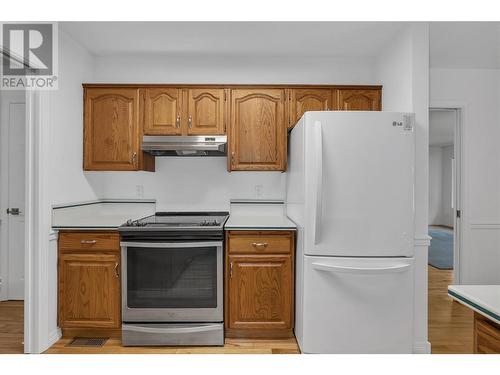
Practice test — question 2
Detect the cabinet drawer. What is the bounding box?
[476,318,500,354]
[227,231,293,254]
[59,231,120,252]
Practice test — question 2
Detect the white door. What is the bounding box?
[303,112,415,257]
[0,91,26,300]
[300,256,414,353]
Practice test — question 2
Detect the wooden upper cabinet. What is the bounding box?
[84,88,140,171]
[288,88,333,128]
[185,88,226,135]
[337,88,381,111]
[229,89,286,171]
[144,88,182,135]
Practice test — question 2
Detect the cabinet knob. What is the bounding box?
[114,263,120,278]
[176,115,181,128]
[188,115,192,129]
[131,152,137,164]
[231,152,235,166]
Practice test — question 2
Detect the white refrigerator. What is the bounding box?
[286,111,415,354]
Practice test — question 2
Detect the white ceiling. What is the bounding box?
[60,22,404,58]
[61,22,500,69]
[429,110,455,147]
[430,22,500,69]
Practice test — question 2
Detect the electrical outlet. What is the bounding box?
[135,185,144,198]
[254,185,263,197]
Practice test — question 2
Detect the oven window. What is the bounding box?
[127,246,217,308]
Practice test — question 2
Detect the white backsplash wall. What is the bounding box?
[85,157,286,211]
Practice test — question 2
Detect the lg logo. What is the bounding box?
[2,23,53,76]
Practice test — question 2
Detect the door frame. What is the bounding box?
[429,103,465,284]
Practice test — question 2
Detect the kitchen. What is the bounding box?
[33,21,427,353]
[1,10,500,373]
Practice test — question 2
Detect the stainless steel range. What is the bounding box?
[119,212,229,346]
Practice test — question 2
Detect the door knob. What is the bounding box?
[6,208,20,215]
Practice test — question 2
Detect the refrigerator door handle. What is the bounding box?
[312,262,411,275]
[312,121,323,245]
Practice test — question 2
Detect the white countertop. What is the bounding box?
[448,285,500,325]
[52,200,156,230]
[224,200,296,230]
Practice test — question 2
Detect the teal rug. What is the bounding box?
[428,229,453,270]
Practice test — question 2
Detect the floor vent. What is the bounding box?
[67,337,108,347]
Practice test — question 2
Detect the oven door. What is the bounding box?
[121,241,223,322]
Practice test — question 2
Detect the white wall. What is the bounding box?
[429,146,444,225]
[375,27,413,111]
[35,29,97,352]
[431,68,500,284]
[93,55,377,84]
[429,145,454,227]
[375,23,431,353]
[441,145,454,227]
[85,160,285,211]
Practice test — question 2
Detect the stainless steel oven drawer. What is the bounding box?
[122,323,224,346]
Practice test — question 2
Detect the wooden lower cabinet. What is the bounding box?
[474,312,500,354]
[58,231,121,333]
[225,230,295,338]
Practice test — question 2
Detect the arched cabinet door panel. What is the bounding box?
[186,88,226,135]
[84,88,140,171]
[144,88,182,135]
[337,89,381,111]
[229,89,286,171]
[289,89,333,128]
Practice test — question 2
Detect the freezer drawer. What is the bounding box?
[300,256,414,353]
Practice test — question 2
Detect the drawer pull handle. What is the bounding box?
[252,242,268,249]
[80,240,97,244]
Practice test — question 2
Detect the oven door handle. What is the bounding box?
[122,324,222,334]
[120,241,222,248]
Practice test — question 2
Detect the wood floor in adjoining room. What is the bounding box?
[45,337,300,354]
[428,266,474,354]
[0,300,24,354]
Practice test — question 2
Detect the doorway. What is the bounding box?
[428,108,461,278]
[427,107,471,353]
[0,90,26,353]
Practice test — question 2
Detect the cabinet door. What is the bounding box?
[229,89,286,171]
[59,252,121,328]
[84,88,140,171]
[289,88,332,128]
[186,88,226,135]
[144,88,182,135]
[228,255,293,331]
[337,89,381,111]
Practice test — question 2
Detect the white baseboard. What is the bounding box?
[413,341,431,354]
[45,327,62,352]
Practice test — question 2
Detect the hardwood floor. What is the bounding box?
[45,337,300,354]
[428,266,474,354]
[0,300,24,354]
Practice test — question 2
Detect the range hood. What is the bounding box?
[142,136,227,157]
